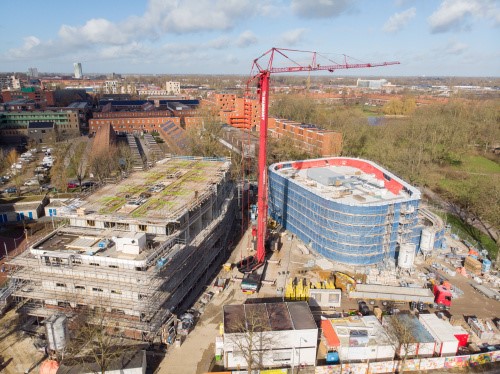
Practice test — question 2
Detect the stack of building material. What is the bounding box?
[464,256,482,276]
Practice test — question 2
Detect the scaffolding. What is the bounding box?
[7,157,237,342]
[268,157,421,265]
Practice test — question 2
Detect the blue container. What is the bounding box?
[482,259,491,273]
[326,351,339,364]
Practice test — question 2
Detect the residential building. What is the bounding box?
[27,121,57,144]
[268,157,422,265]
[262,118,343,156]
[89,116,180,135]
[214,94,260,129]
[0,195,48,223]
[9,156,236,341]
[0,110,80,140]
[165,81,181,95]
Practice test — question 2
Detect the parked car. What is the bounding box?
[3,187,17,194]
[82,181,97,188]
[24,179,39,186]
[67,182,78,189]
[358,300,370,316]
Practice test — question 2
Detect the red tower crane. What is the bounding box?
[239,48,399,289]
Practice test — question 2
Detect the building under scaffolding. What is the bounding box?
[268,157,422,265]
[8,156,236,341]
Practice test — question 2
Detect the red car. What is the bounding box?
[67,182,78,189]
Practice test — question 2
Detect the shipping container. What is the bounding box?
[419,314,459,357]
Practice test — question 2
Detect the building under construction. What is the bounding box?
[268,157,422,265]
[8,156,236,341]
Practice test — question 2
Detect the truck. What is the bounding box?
[433,284,452,308]
[241,268,265,294]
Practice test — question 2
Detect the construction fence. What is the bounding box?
[210,350,500,373]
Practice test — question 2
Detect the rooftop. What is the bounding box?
[61,157,230,224]
[329,315,396,347]
[273,157,420,206]
[223,302,316,334]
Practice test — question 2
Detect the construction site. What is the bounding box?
[7,156,237,341]
[268,157,426,265]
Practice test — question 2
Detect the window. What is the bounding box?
[108,265,119,269]
[92,287,103,292]
[75,285,85,290]
[89,262,100,266]
[86,219,95,227]
[111,290,122,295]
[138,224,147,232]
[56,283,66,287]
[272,350,292,362]
[104,221,116,228]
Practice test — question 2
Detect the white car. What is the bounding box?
[24,179,39,186]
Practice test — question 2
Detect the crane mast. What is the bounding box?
[241,48,400,286]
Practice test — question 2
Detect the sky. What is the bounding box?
[0,0,499,77]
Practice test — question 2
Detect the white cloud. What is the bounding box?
[151,0,257,34]
[59,18,129,46]
[98,42,150,60]
[442,41,468,55]
[279,28,307,46]
[208,36,231,50]
[428,0,500,33]
[237,31,258,48]
[383,7,416,33]
[291,0,353,19]
[2,0,267,61]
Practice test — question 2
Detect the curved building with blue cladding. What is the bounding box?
[268,157,422,265]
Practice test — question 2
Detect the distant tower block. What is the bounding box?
[73,62,83,79]
[398,243,416,269]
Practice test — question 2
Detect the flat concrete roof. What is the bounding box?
[223,302,316,334]
[64,157,230,222]
[272,157,420,206]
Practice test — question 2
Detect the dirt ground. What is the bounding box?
[0,308,45,373]
[1,225,498,374]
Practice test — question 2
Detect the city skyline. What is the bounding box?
[0,0,499,77]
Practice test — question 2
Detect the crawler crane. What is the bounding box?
[238,48,400,293]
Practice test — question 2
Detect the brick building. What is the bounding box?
[0,110,80,140]
[91,123,117,156]
[1,87,55,108]
[89,116,181,135]
[259,118,342,156]
[214,94,259,130]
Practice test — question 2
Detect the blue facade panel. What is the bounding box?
[269,164,421,266]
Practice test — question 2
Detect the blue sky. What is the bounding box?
[0,0,499,76]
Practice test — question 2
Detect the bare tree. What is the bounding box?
[50,144,71,192]
[89,146,119,183]
[117,143,134,173]
[226,308,276,372]
[68,141,89,188]
[384,314,417,374]
[186,106,226,157]
[61,307,129,374]
[6,150,22,196]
